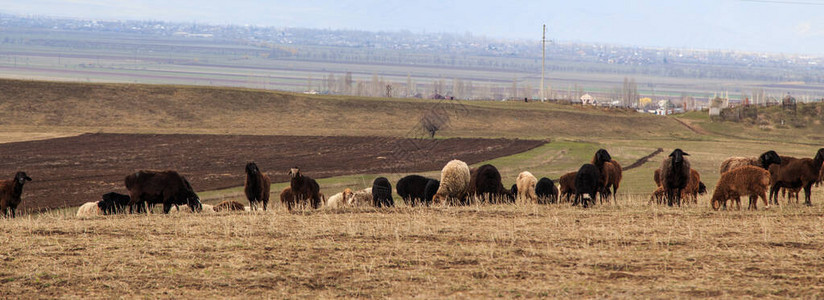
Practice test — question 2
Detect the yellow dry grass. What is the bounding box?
[2,195,823,298]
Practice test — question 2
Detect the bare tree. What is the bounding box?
[421,110,449,138]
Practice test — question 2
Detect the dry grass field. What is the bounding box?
[2,196,824,298]
[1,79,824,297]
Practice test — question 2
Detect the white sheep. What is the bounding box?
[516,171,538,203]
[433,159,471,205]
[348,188,373,206]
[76,201,103,217]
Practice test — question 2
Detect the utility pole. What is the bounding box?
[541,24,546,102]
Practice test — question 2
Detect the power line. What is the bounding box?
[739,0,824,5]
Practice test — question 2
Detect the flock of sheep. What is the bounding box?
[2,147,823,219]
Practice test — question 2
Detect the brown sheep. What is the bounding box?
[288,167,322,209]
[600,160,622,203]
[719,150,782,174]
[280,187,296,211]
[214,200,246,212]
[244,162,271,211]
[0,172,32,218]
[711,166,771,210]
[768,149,824,206]
[650,168,704,205]
[558,171,576,202]
[653,169,661,187]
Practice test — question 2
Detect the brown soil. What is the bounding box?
[0,133,544,211]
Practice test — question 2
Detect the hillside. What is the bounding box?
[0,79,695,140]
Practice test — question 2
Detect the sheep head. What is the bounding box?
[246,162,259,175]
[288,167,301,178]
[669,149,689,166]
[592,149,612,165]
[759,150,781,169]
[815,148,824,164]
[14,172,31,185]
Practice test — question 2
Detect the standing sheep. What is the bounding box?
[280,187,296,211]
[719,150,782,174]
[768,148,824,206]
[372,177,394,208]
[244,162,271,211]
[516,171,538,203]
[558,172,576,203]
[600,160,622,203]
[432,159,471,205]
[660,149,691,207]
[288,167,322,209]
[0,172,32,218]
[535,177,559,204]
[396,175,436,206]
[573,164,600,208]
[468,164,510,203]
[711,165,771,210]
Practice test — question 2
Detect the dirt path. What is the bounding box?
[672,118,711,135]
[0,133,545,211]
[622,148,664,171]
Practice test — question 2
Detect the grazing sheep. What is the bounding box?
[0,172,32,218]
[288,167,322,209]
[280,187,297,211]
[76,201,103,217]
[516,171,538,204]
[214,200,246,212]
[719,150,782,174]
[711,165,771,210]
[125,170,202,214]
[558,172,576,203]
[600,160,622,203]
[244,162,271,211]
[396,175,436,206]
[768,148,824,206]
[660,149,691,207]
[423,180,440,206]
[326,188,353,208]
[349,188,373,206]
[432,159,471,205]
[535,177,559,204]
[372,177,394,208]
[573,164,601,208]
[468,164,510,203]
[98,192,131,215]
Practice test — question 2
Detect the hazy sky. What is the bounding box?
[2,0,824,54]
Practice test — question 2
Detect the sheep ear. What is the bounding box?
[682,152,690,156]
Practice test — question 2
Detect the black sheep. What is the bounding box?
[509,183,518,202]
[125,170,202,214]
[468,164,509,203]
[573,164,600,208]
[423,179,440,206]
[372,177,394,208]
[535,177,559,204]
[288,167,322,209]
[396,175,435,206]
[0,172,32,218]
[98,192,131,215]
[660,149,691,207]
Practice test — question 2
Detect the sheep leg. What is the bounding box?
[804,184,813,206]
[769,185,780,205]
[9,207,14,218]
[748,195,757,210]
[162,202,173,214]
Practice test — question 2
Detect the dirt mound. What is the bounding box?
[0,133,544,211]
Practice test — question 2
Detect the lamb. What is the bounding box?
[535,177,559,204]
[516,171,538,204]
[719,150,782,174]
[76,201,103,217]
[97,192,131,215]
[348,187,373,206]
[214,200,246,212]
[0,172,32,218]
[396,175,436,206]
[572,164,600,208]
[660,149,691,206]
[558,172,576,202]
[325,188,353,208]
[244,162,271,211]
[280,187,297,211]
[711,165,771,210]
[768,148,824,206]
[467,164,510,203]
[372,177,394,208]
[288,167,322,209]
[432,159,471,205]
